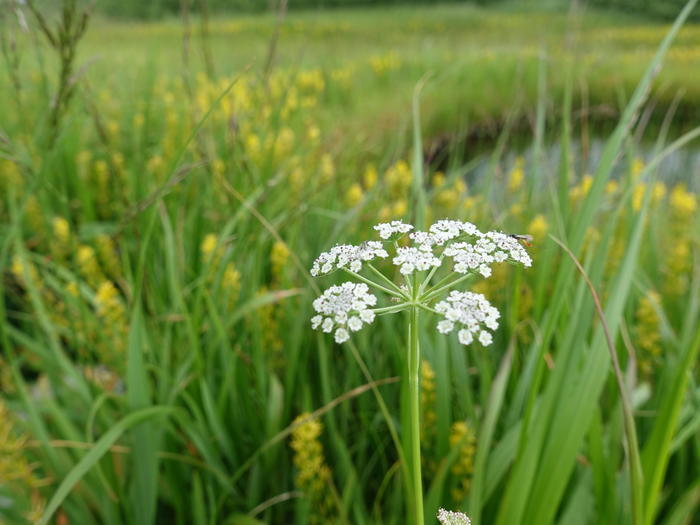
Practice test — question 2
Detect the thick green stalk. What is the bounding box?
[408,299,424,525]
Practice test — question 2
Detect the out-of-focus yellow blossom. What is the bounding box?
[96,234,121,280]
[212,158,225,177]
[432,171,446,187]
[320,154,335,183]
[0,399,46,522]
[106,120,120,141]
[449,421,476,504]
[222,263,241,308]
[345,183,364,207]
[274,127,295,159]
[77,245,104,288]
[421,360,437,443]
[201,234,219,263]
[270,241,290,283]
[569,174,593,203]
[370,52,400,74]
[244,133,262,163]
[363,164,378,189]
[95,281,125,325]
[392,199,408,218]
[307,124,320,143]
[385,160,412,198]
[669,183,697,219]
[631,157,645,178]
[635,290,662,377]
[605,180,619,195]
[0,158,23,190]
[24,195,45,239]
[11,255,40,287]
[51,217,71,262]
[290,414,338,524]
[632,182,667,211]
[507,157,525,192]
[527,214,548,242]
[664,239,691,296]
[147,155,164,177]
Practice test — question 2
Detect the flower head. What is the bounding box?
[434,291,500,346]
[374,220,413,239]
[310,242,388,276]
[437,508,471,525]
[311,282,377,343]
[310,218,531,346]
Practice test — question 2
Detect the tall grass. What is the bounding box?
[1,1,699,524]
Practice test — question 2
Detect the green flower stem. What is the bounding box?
[344,269,404,299]
[372,304,409,315]
[366,262,408,298]
[408,275,424,525]
[422,272,474,303]
[417,257,443,296]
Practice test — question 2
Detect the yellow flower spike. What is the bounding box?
[77,245,104,288]
[631,157,645,178]
[507,157,525,192]
[307,124,320,143]
[274,128,295,159]
[670,183,697,219]
[634,291,662,378]
[527,214,548,242]
[420,360,437,464]
[432,171,446,187]
[345,183,364,207]
[270,241,291,282]
[449,420,476,503]
[24,195,45,239]
[319,154,335,183]
[222,263,241,308]
[0,399,46,520]
[363,163,378,189]
[605,180,619,195]
[290,413,338,524]
[96,235,121,279]
[632,183,646,212]
[201,234,219,262]
[392,199,408,218]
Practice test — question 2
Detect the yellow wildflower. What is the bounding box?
[345,183,364,207]
[450,421,476,504]
[527,214,548,242]
[290,414,338,524]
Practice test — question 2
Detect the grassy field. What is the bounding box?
[1,2,700,525]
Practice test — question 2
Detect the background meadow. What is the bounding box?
[1,1,699,524]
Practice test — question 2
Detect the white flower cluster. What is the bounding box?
[444,230,532,278]
[310,241,388,276]
[408,220,479,248]
[374,220,413,239]
[311,282,377,343]
[437,508,471,525]
[435,290,500,346]
[393,246,441,275]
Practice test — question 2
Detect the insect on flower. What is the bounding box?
[508,233,533,247]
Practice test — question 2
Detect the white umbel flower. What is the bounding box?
[311,282,378,343]
[374,220,413,239]
[437,508,471,525]
[310,241,389,276]
[392,246,441,275]
[444,230,532,277]
[434,291,500,346]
